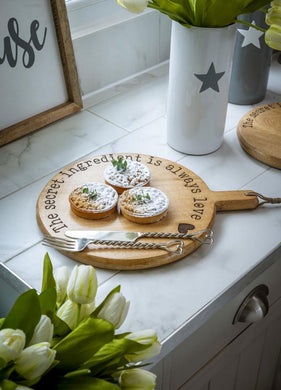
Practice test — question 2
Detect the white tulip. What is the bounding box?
[125,329,161,362]
[16,386,34,390]
[97,292,129,329]
[67,265,97,304]
[79,301,96,322]
[0,328,26,363]
[117,0,148,14]
[29,315,54,345]
[57,299,79,330]
[265,24,281,50]
[118,368,156,389]
[265,1,281,50]
[54,266,70,305]
[126,329,158,344]
[15,342,56,380]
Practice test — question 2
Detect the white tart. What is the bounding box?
[69,182,118,219]
[118,187,169,224]
[104,159,150,194]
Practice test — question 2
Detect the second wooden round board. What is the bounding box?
[36,153,259,270]
[237,102,281,170]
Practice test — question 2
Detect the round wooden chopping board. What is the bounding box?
[237,102,281,170]
[36,153,258,270]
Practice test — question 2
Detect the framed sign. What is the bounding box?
[0,0,83,146]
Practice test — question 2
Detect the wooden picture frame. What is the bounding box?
[0,0,83,146]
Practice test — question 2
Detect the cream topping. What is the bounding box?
[119,187,169,217]
[104,160,150,188]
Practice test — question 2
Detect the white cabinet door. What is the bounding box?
[179,297,281,390]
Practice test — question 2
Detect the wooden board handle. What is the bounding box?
[212,190,259,211]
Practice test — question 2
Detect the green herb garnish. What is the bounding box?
[83,187,98,200]
[132,192,151,203]
[112,157,128,172]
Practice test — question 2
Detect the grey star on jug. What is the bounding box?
[194,62,225,93]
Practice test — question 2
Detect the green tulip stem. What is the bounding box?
[235,19,266,32]
[76,304,81,328]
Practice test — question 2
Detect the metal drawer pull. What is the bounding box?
[233,285,269,324]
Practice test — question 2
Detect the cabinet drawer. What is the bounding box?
[180,295,281,390]
[167,245,281,390]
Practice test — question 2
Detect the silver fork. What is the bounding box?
[42,235,184,254]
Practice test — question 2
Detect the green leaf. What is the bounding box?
[48,312,71,339]
[0,358,6,370]
[0,318,5,329]
[148,0,270,27]
[82,337,150,375]
[0,362,15,382]
[149,0,194,25]
[53,318,114,369]
[2,289,41,345]
[82,338,129,370]
[92,286,121,317]
[0,379,17,390]
[57,376,120,390]
[41,252,56,292]
[111,157,127,172]
[240,0,270,15]
[64,369,91,378]
[39,287,57,314]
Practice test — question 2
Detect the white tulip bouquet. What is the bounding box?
[117,0,281,50]
[0,254,161,390]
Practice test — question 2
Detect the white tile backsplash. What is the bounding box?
[73,12,170,96]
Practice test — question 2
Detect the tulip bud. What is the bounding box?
[54,266,70,305]
[97,292,129,329]
[79,301,96,322]
[67,265,97,305]
[265,1,281,50]
[29,315,54,346]
[125,329,161,362]
[117,0,148,14]
[0,328,26,363]
[118,368,156,390]
[265,24,281,50]
[15,342,56,380]
[57,299,79,330]
[16,386,34,390]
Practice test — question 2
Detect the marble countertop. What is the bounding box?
[1,58,281,363]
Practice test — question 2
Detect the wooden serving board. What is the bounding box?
[237,102,281,170]
[36,153,259,270]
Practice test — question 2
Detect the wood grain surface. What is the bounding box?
[0,0,82,147]
[237,102,281,170]
[36,153,259,270]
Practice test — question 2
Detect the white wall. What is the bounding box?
[67,2,171,103]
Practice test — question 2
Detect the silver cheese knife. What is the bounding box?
[65,230,142,242]
[65,229,213,245]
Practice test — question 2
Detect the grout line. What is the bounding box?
[3,238,121,289]
[238,167,271,190]
[3,240,43,265]
[98,271,121,287]
[85,110,130,132]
